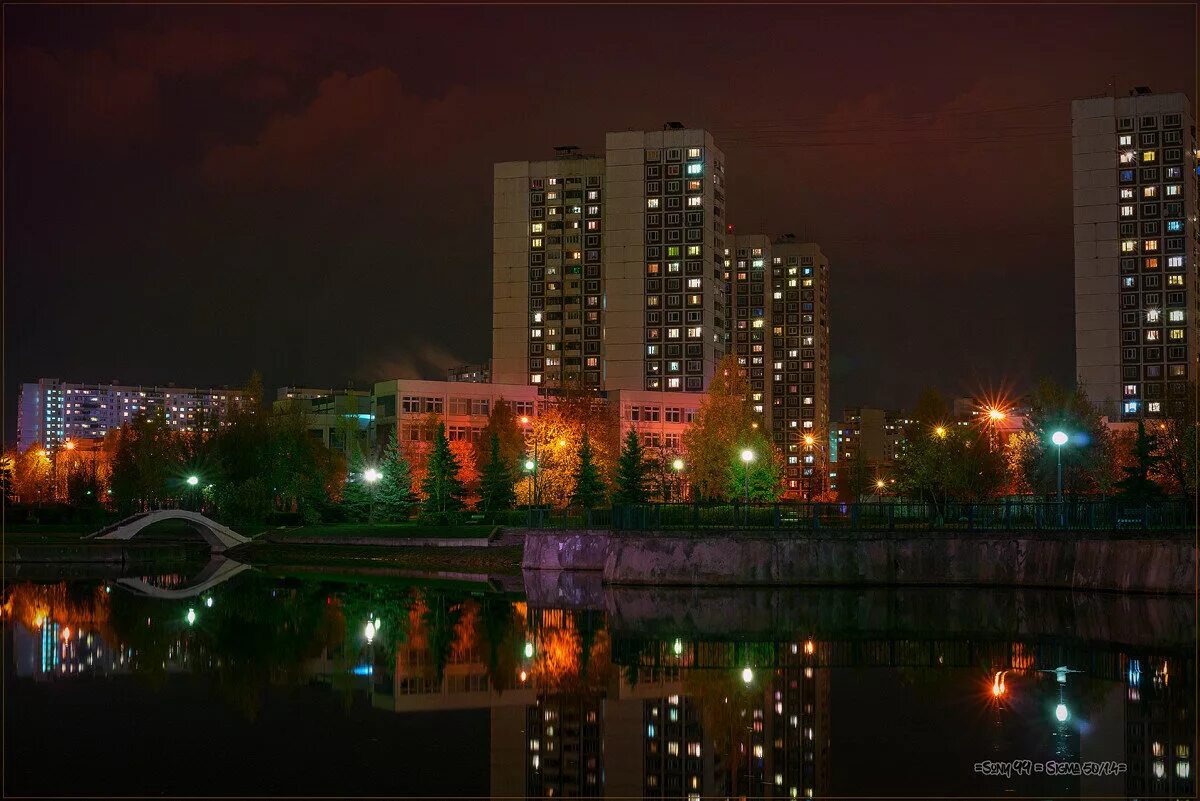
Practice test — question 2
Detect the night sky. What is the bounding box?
[5,5,1195,444]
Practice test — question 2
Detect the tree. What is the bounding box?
[1156,383,1198,499]
[478,431,517,514]
[1113,421,1165,502]
[613,428,650,504]
[340,444,374,523]
[895,423,1004,511]
[376,429,415,521]
[682,354,764,500]
[421,422,466,517]
[570,431,607,509]
[477,399,526,477]
[1015,379,1113,497]
[725,427,786,503]
[108,410,185,513]
[525,391,620,507]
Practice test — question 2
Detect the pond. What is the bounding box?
[3,561,1194,798]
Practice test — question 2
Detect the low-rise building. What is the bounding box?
[274,387,373,457]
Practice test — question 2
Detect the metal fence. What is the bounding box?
[516,499,1194,533]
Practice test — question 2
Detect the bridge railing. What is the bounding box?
[518,499,1193,534]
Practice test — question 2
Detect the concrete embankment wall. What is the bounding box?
[521,530,1195,594]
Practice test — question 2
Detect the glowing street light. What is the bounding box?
[524,459,536,472]
[987,407,1006,422]
[673,638,684,656]
[672,458,685,472]
[741,666,754,684]
[363,468,381,484]
[1055,702,1070,722]
[739,448,755,509]
[186,608,196,626]
[364,620,376,643]
[64,440,76,450]
[803,434,815,447]
[186,475,200,487]
[1051,430,1069,516]
[523,641,535,659]
[934,425,947,439]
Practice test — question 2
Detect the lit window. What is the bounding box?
[1143,186,1158,198]
[1168,328,1184,340]
[686,196,701,207]
[1144,240,1159,252]
[647,198,660,209]
[1120,205,1134,217]
[1145,330,1160,342]
[686,245,701,256]
[1121,240,1136,253]
[1142,150,1157,163]
[686,147,701,160]
[1149,402,1162,413]
[1165,184,1181,196]
[1146,309,1161,323]
[1118,134,1132,147]
[1168,310,1184,322]
[686,163,702,176]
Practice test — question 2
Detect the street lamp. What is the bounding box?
[1051,430,1068,509]
[363,468,381,484]
[802,434,817,501]
[186,475,200,487]
[669,457,685,503]
[934,425,947,439]
[740,448,755,507]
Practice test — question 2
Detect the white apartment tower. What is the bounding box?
[604,126,728,392]
[1073,89,1198,420]
[493,126,728,393]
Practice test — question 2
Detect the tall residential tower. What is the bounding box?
[1073,89,1198,420]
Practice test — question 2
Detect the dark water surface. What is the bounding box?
[4,560,1194,799]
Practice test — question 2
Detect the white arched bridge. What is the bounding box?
[87,509,250,552]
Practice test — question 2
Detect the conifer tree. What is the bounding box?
[613,428,649,504]
[570,431,607,509]
[421,422,466,516]
[478,431,517,514]
[376,429,415,521]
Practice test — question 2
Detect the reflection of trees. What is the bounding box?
[530,611,611,693]
[477,597,522,694]
[420,592,466,684]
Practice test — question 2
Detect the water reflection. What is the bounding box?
[3,573,1194,798]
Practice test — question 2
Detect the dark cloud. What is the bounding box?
[4,4,1194,443]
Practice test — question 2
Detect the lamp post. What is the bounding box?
[1051,430,1068,526]
[802,434,816,502]
[520,416,540,509]
[740,449,755,523]
[670,457,685,503]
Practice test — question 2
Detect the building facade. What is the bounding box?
[16,379,246,451]
[493,148,609,389]
[725,234,831,496]
[1072,89,1198,421]
[273,387,372,457]
[493,126,729,394]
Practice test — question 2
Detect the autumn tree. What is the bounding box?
[613,428,650,504]
[682,354,780,500]
[895,423,1004,511]
[477,399,526,478]
[1155,383,1198,499]
[569,431,607,509]
[526,391,619,507]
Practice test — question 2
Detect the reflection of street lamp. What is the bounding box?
[523,640,535,659]
[741,666,754,684]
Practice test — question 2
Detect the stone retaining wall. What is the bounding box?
[521,530,1194,594]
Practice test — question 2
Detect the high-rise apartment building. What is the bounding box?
[493,147,608,389]
[1073,89,1198,421]
[726,234,831,496]
[604,126,728,393]
[493,126,728,393]
[16,379,247,451]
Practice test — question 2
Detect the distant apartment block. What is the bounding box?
[16,379,247,451]
[446,361,492,383]
[1072,88,1198,421]
[726,233,831,495]
[493,126,729,394]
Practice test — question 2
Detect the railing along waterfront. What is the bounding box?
[513,499,1193,533]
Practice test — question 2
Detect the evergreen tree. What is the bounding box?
[1114,421,1165,502]
[570,431,607,509]
[376,429,415,521]
[478,431,517,514]
[614,428,650,504]
[421,422,466,516]
[341,444,374,522]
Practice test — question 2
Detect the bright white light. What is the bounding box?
[364,620,376,642]
[363,468,381,483]
[1051,431,1068,447]
[186,608,196,626]
[374,618,382,632]
[1055,703,1069,722]
[524,459,536,472]
[186,475,199,487]
[740,449,755,464]
[673,638,683,656]
[205,597,213,608]
[672,458,685,471]
[524,641,535,659]
[741,666,754,684]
